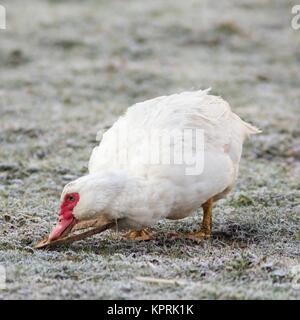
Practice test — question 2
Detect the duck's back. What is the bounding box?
[89,89,258,178]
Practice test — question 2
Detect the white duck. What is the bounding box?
[49,89,260,242]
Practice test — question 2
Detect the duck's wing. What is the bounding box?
[88,89,259,175]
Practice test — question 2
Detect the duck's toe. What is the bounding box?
[167,230,211,243]
[122,229,153,241]
[184,230,211,243]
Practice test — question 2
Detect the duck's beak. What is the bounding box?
[48,216,77,241]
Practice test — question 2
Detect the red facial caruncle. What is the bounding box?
[48,193,80,241]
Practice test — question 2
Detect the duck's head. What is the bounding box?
[48,173,125,241]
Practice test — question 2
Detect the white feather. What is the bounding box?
[63,90,259,229]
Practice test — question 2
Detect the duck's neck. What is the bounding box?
[108,172,174,225]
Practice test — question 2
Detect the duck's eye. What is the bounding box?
[69,195,75,202]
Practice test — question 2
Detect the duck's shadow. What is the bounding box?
[212,222,262,248]
[49,222,262,255]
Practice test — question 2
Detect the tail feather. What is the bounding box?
[242,120,262,136]
[232,113,261,138]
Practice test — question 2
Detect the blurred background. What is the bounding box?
[0,0,299,299]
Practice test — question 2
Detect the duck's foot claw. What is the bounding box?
[167,230,210,243]
[122,229,153,241]
[184,231,211,243]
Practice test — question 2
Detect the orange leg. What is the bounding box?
[185,198,213,242]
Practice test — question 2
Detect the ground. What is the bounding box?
[0,0,299,300]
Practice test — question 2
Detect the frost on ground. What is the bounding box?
[0,0,299,299]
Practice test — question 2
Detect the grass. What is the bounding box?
[0,0,299,299]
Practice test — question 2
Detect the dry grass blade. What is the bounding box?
[34,221,115,249]
[135,276,186,286]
